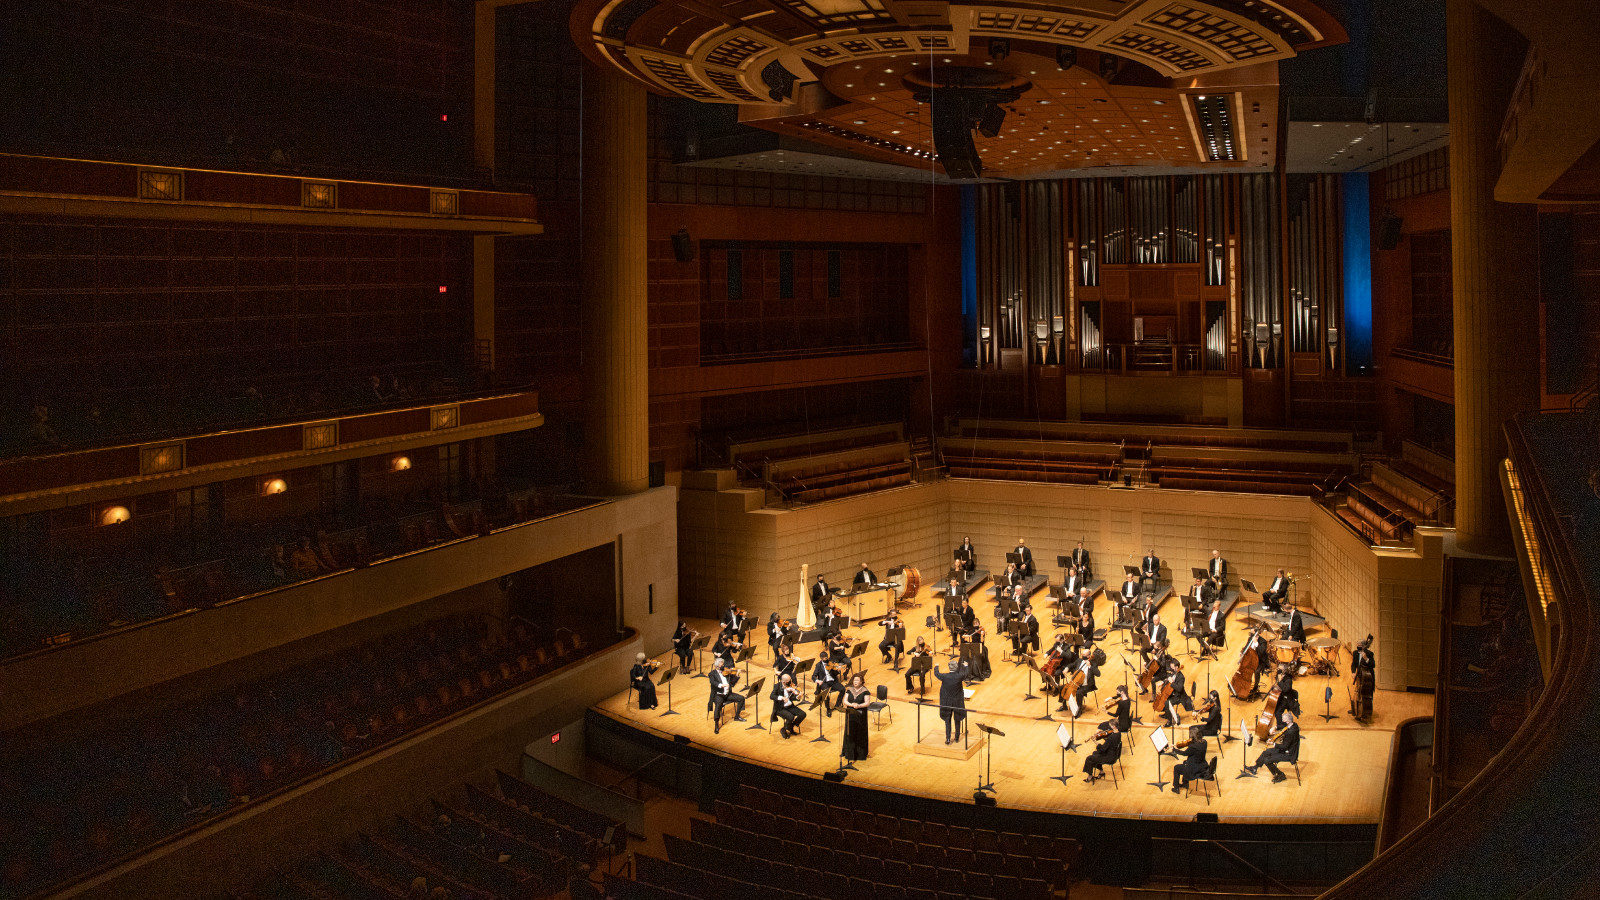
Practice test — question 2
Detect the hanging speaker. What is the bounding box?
[671,228,695,263]
[1377,215,1402,251]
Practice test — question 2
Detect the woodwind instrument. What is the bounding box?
[1265,723,1292,746]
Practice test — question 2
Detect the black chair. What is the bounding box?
[868,684,892,728]
[1186,755,1222,804]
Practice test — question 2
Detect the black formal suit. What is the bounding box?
[1208,556,1227,585]
[956,604,977,635]
[1071,547,1092,580]
[933,664,969,740]
[708,668,745,729]
[1141,555,1161,587]
[1065,570,1087,598]
[773,684,806,735]
[1121,579,1140,604]
[879,617,904,661]
[672,626,694,670]
[820,610,843,638]
[721,607,742,634]
[1286,608,1306,644]
[1083,730,1122,777]
[1077,614,1096,644]
[1068,657,1101,709]
[904,646,931,694]
[854,568,877,587]
[813,663,842,713]
[955,542,977,572]
[1173,737,1210,790]
[1106,696,1133,734]
[774,652,796,681]
[1146,621,1169,648]
[1205,606,1226,649]
[1014,545,1035,578]
[810,579,832,615]
[1262,575,1289,610]
[1255,722,1301,778]
[1003,567,1023,589]
[630,663,658,710]
[1012,612,1040,653]
[1199,702,1222,737]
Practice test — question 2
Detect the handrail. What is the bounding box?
[1201,839,1303,895]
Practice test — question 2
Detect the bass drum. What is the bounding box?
[889,565,922,602]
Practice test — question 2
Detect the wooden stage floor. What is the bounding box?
[593,599,1430,825]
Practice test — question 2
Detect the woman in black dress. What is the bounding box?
[842,673,872,761]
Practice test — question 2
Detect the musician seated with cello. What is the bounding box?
[1171,725,1210,794]
[1082,721,1121,783]
[1153,657,1193,726]
[1040,634,1071,687]
[1060,648,1099,714]
[708,662,745,733]
[630,653,661,710]
[879,610,905,664]
[1246,710,1301,783]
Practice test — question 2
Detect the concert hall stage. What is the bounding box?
[590,599,1427,830]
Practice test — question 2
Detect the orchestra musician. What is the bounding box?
[1155,657,1193,725]
[1187,576,1210,612]
[1197,689,1223,737]
[1000,562,1023,591]
[956,597,978,636]
[933,662,969,744]
[879,611,905,664]
[1103,684,1133,735]
[766,612,788,656]
[810,573,832,619]
[1013,539,1035,578]
[672,622,696,674]
[1285,603,1307,644]
[819,604,845,638]
[854,562,878,588]
[905,636,932,694]
[1246,623,1275,694]
[1064,648,1099,713]
[773,643,796,681]
[1204,598,1226,655]
[1077,609,1096,645]
[813,656,844,715]
[963,623,992,682]
[773,674,806,738]
[720,601,743,636]
[1076,585,1096,619]
[1120,574,1140,625]
[1246,710,1301,783]
[954,536,977,573]
[1082,721,1121,783]
[1012,605,1040,655]
[1140,549,1161,592]
[1145,614,1169,652]
[1261,568,1290,613]
[1171,725,1210,794]
[1065,564,1089,599]
[1208,549,1228,590]
[630,653,660,710]
[1274,666,1302,719]
[708,663,745,733]
[1041,633,1071,685]
[710,632,741,669]
[1071,540,1093,581]
[1351,636,1377,721]
[944,573,966,606]
[825,632,851,671]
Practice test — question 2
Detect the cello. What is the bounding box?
[1254,683,1283,742]
[1229,623,1274,699]
[1139,648,1165,692]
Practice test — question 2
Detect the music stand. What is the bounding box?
[1003,621,1024,663]
[941,612,964,658]
[806,692,831,743]
[1051,723,1076,786]
[1147,727,1172,789]
[886,625,907,671]
[794,658,815,701]
[1007,552,1022,567]
[1183,611,1206,658]
[745,677,767,731]
[656,667,680,717]
[1320,684,1339,723]
[737,644,756,683]
[909,653,932,699]
[1191,566,1208,581]
[975,723,1003,794]
[1241,579,1259,595]
[690,634,712,676]
[1061,690,1082,751]
[1023,655,1043,702]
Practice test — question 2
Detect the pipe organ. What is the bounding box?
[974,173,1347,378]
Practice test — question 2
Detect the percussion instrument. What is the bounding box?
[889,565,922,603]
[1272,639,1303,665]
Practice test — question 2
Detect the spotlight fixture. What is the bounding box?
[262,477,288,496]
[1098,53,1121,81]
[99,505,131,526]
[988,38,1010,61]
[1056,46,1077,69]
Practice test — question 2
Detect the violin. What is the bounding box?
[1089,726,1116,742]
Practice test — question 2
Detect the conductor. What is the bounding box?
[933,662,969,744]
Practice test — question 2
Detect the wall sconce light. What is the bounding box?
[1051,315,1066,366]
[1033,319,1050,364]
[99,505,131,526]
[262,477,288,496]
[979,325,992,367]
[1252,322,1270,368]
[1326,326,1340,369]
[390,455,412,472]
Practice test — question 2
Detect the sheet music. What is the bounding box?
[1066,693,1081,718]
[1150,728,1170,754]
[1056,724,1072,750]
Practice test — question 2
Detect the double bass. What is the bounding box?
[1229,623,1274,699]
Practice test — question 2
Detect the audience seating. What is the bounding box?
[770,441,914,504]
[944,438,1118,485]
[0,616,618,899]
[1370,463,1452,525]
[0,484,589,661]
[950,418,1353,454]
[1340,483,1417,544]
